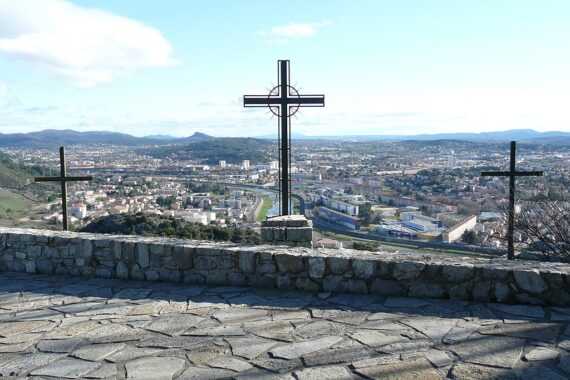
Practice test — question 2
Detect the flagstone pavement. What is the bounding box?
[0,272,569,379]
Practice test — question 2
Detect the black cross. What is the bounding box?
[481,141,542,260]
[35,146,93,231]
[244,60,324,215]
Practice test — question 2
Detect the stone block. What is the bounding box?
[195,256,216,270]
[249,275,275,288]
[286,227,313,242]
[81,239,93,257]
[25,260,36,273]
[149,243,165,256]
[206,271,227,285]
[328,257,350,274]
[494,282,511,303]
[112,241,122,260]
[323,275,348,293]
[7,260,25,272]
[136,243,149,268]
[442,264,475,282]
[218,257,237,269]
[514,269,548,293]
[228,272,246,286]
[36,259,53,274]
[54,263,66,275]
[184,273,204,284]
[257,261,277,274]
[123,242,136,262]
[95,268,112,278]
[159,268,181,283]
[353,259,376,279]
[46,247,59,259]
[15,251,26,260]
[260,228,273,242]
[275,254,305,274]
[145,270,160,281]
[273,228,286,241]
[295,277,319,292]
[448,283,471,300]
[116,261,129,279]
[370,279,403,296]
[472,280,491,302]
[173,246,193,270]
[94,239,111,248]
[392,261,425,280]
[263,215,310,227]
[408,282,445,298]
[26,245,42,258]
[348,279,368,294]
[480,266,510,280]
[277,275,293,289]
[546,271,565,288]
[131,264,145,281]
[238,250,256,274]
[308,257,326,279]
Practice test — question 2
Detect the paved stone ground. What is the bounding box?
[0,272,569,379]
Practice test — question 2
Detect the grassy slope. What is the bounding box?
[257,196,272,222]
[0,188,32,212]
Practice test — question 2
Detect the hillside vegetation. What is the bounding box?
[145,138,274,164]
[82,213,260,244]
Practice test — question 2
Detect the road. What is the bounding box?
[312,217,505,256]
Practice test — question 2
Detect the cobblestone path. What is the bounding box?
[0,272,569,379]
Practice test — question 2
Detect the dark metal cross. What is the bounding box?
[35,146,93,231]
[244,60,324,215]
[481,141,543,260]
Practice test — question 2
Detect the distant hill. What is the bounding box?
[2,128,570,147]
[144,132,215,142]
[0,129,162,147]
[258,129,570,144]
[0,129,218,148]
[145,137,273,164]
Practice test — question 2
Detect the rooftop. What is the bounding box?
[0,272,569,379]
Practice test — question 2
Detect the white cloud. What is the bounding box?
[256,22,330,44]
[0,0,179,87]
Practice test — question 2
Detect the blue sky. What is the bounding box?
[0,0,569,137]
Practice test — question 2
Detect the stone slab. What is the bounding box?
[354,357,441,380]
[226,336,278,360]
[125,356,185,380]
[450,334,524,368]
[31,357,101,378]
[269,336,343,360]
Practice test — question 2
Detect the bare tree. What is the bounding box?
[515,187,570,262]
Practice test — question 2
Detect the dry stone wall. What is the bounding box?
[1,227,569,306]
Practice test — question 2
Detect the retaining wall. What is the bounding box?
[1,227,569,306]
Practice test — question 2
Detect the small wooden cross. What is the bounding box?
[481,141,542,260]
[35,146,93,231]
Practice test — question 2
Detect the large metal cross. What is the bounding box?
[35,146,93,231]
[244,60,324,215]
[481,141,543,260]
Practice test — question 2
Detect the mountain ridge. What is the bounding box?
[1,128,569,147]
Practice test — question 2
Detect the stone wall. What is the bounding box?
[1,227,569,306]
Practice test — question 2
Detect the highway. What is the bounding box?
[189,180,502,256]
[312,217,505,256]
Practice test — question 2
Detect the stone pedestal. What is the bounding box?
[260,215,313,249]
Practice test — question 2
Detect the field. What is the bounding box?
[256,196,273,222]
[0,188,33,213]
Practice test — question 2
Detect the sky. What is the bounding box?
[0,0,569,137]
